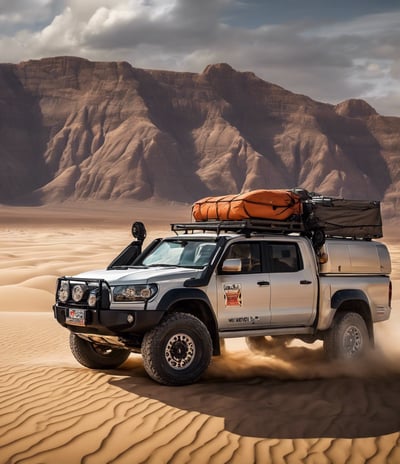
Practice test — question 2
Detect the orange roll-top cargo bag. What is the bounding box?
[192,189,302,221]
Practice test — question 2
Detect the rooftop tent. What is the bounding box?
[192,190,302,222]
[308,197,382,239]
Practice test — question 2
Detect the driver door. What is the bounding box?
[216,241,271,330]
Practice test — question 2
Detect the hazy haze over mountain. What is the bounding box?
[0,56,399,217]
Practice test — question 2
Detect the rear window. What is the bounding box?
[269,243,302,273]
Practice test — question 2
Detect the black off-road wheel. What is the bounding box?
[142,312,212,386]
[323,312,371,360]
[69,333,130,369]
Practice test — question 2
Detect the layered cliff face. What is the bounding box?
[0,56,399,213]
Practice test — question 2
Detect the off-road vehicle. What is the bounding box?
[53,217,392,385]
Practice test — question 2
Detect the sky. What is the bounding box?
[0,0,399,116]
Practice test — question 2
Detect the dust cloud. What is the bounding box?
[206,322,400,382]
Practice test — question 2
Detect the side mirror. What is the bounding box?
[222,258,242,273]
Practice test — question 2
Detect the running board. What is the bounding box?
[219,326,314,339]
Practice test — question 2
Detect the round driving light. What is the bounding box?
[58,281,69,303]
[88,291,97,307]
[72,284,85,302]
[127,314,134,324]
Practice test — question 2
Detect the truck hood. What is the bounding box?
[75,266,201,285]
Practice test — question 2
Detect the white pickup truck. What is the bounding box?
[53,219,392,385]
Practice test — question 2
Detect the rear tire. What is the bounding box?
[142,312,212,385]
[324,312,370,360]
[69,333,130,369]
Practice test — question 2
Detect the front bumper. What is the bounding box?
[53,304,165,336]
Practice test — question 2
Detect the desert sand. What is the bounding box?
[1,201,400,464]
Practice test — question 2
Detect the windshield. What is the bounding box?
[140,239,217,268]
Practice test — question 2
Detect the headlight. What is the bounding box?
[88,290,98,307]
[113,284,158,302]
[58,281,69,303]
[72,284,87,302]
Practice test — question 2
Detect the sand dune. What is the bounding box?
[1,203,400,463]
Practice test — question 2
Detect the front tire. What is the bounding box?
[324,312,370,360]
[69,333,130,369]
[142,312,212,386]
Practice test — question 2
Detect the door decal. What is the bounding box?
[223,283,242,307]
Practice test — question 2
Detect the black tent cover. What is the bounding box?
[301,193,382,239]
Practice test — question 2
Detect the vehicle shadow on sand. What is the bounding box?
[109,344,400,439]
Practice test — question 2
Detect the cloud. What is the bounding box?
[34,7,80,53]
[0,0,63,31]
[0,0,399,116]
[302,11,400,113]
[309,10,400,38]
[80,0,227,51]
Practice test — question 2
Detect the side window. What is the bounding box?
[269,243,302,273]
[220,242,261,274]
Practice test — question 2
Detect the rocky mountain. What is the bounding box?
[0,56,399,217]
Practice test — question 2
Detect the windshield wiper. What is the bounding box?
[110,265,145,269]
[145,264,179,267]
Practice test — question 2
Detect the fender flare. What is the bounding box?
[330,289,373,339]
[156,288,220,355]
[331,289,369,309]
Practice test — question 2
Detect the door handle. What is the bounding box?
[257,281,270,286]
[300,280,312,285]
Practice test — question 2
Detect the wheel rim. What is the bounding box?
[343,325,363,356]
[165,333,196,370]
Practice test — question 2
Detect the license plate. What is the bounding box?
[66,308,86,326]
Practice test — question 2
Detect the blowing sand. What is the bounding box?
[1,202,400,463]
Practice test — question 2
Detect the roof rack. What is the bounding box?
[171,219,305,235]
